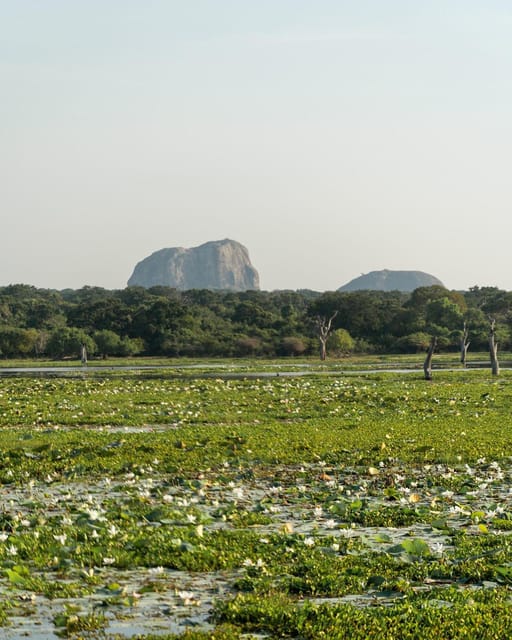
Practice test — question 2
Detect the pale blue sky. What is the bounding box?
[2,1,512,291]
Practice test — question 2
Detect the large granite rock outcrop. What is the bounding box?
[339,269,444,292]
[128,239,260,291]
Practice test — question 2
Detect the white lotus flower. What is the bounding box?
[177,590,197,605]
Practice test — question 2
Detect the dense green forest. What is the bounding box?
[0,283,510,359]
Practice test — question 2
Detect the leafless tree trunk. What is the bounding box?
[489,317,500,376]
[34,331,49,358]
[460,321,470,367]
[81,343,88,366]
[316,311,338,361]
[423,336,437,380]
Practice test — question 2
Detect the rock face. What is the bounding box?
[338,269,444,292]
[128,239,260,291]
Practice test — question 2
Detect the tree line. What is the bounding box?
[0,283,510,360]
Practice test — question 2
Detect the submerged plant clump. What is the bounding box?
[0,371,512,637]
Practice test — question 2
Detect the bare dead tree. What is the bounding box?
[423,336,437,380]
[81,343,88,367]
[489,317,500,376]
[460,321,470,367]
[316,311,338,361]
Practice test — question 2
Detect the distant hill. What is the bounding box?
[128,239,260,291]
[338,269,444,292]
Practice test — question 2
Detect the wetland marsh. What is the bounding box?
[1,363,512,638]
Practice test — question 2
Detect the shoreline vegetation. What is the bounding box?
[0,283,511,362]
[0,352,511,374]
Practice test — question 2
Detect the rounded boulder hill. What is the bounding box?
[128,239,260,291]
[338,269,444,292]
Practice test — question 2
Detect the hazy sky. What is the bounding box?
[2,1,512,292]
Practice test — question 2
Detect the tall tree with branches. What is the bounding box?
[316,311,338,361]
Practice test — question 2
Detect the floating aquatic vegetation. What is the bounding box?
[0,372,512,637]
